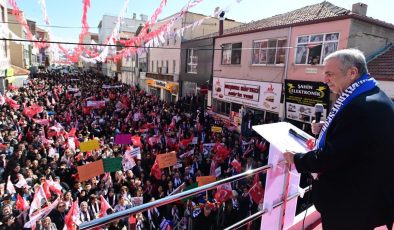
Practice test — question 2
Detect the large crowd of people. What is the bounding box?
[0,71,269,230]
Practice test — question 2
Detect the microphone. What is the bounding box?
[289,128,315,150]
[314,104,324,123]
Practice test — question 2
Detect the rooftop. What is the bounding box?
[368,43,394,80]
[197,1,394,39]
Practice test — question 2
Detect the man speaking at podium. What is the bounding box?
[283,49,394,229]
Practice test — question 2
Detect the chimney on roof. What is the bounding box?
[133,13,136,20]
[352,3,368,16]
[219,11,225,36]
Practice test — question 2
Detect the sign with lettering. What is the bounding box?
[284,80,330,123]
[212,77,281,113]
[155,80,167,88]
[157,151,177,169]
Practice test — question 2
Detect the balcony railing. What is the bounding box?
[79,165,272,230]
[79,161,313,230]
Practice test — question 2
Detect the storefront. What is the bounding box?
[211,77,282,132]
[284,79,330,129]
[145,79,179,102]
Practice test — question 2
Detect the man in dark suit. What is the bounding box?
[284,48,394,229]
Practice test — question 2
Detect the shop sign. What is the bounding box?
[284,79,330,123]
[155,80,167,88]
[212,77,281,113]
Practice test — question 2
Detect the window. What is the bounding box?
[221,42,242,65]
[164,60,169,74]
[156,60,159,73]
[173,60,176,74]
[187,49,198,73]
[252,39,287,65]
[151,61,154,72]
[213,99,231,115]
[295,33,339,65]
[139,58,147,72]
[0,6,6,58]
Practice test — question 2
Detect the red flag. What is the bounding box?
[5,95,20,110]
[64,199,81,230]
[16,194,29,211]
[242,145,253,159]
[148,135,160,146]
[131,135,141,147]
[99,195,112,218]
[42,182,52,199]
[32,118,50,126]
[150,158,162,180]
[249,174,264,204]
[22,107,37,118]
[179,136,193,148]
[68,127,77,137]
[215,183,233,203]
[231,159,242,173]
[47,179,63,196]
[30,104,44,113]
[7,84,18,91]
[129,215,137,229]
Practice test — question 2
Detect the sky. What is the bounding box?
[12,0,394,43]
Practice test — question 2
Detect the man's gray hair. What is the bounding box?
[324,48,368,76]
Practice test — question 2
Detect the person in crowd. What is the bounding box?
[49,202,67,230]
[79,201,95,223]
[284,49,394,229]
[0,70,268,230]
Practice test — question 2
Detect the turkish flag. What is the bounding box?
[215,183,233,203]
[68,127,77,137]
[30,103,44,113]
[249,174,264,204]
[150,158,162,180]
[99,195,112,218]
[179,136,193,148]
[231,159,242,173]
[5,95,20,110]
[16,194,29,211]
[22,107,37,118]
[131,135,141,147]
[42,181,52,199]
[64,199,81,230]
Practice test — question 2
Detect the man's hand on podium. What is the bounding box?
[311,120,324,135]
[283,151,295,165]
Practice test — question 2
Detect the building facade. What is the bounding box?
[0,0,11,93]
[98,14,146,77]
[146,11,243,103]
[204,1,394,132]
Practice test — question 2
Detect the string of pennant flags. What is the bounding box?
[2,0,244,64]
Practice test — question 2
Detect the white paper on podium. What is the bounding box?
[252,122,312,230]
